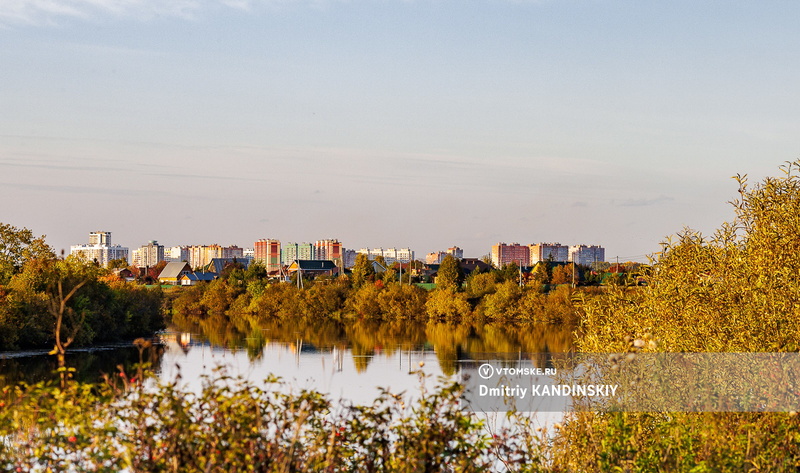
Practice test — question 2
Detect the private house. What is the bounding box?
[287,260,339,278]
[459,258,491,275]
[157,262,192,285]
[112,268,136,282]
[157,261,219,286]
[201,257,251,275]
[179,272,218,286]
[419,258,490,282]
[371,260,388,274]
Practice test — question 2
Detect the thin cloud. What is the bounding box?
[615,195,674,207]
[144,172,268,183]
[0,0,203,25]
[0,0,342,25]
[0,180,167,197]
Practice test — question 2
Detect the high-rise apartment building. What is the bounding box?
[88,231,111,246]
[490,242,529,268]
[568,245,606,266]
[254,239,282,272]
[343,249,357,268]
[70,231,129,267]
[357,248,415,264]
[164,246,189,263]
[427,246,463,264]
[297,243,314,261]
[187,245,242,268]
[314,239,343,265]
[132,240,165,268]
[282,242,315,265]
[529,243,569,264]
[243,248,255,262]
[222,246,244,259]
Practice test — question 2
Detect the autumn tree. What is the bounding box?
[425,288,471,318]
[436,254,464,291]
[550,263,576,285]
[108,258,129,270]
[528,262,550,286]
[465,272,497,298]
[350,253,375,288]
[145,260,169,283]
[581,160,800,353]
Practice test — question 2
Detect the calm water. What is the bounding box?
[0,319,575,407]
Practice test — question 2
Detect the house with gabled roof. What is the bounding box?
[202,257,250,275]
[287,260,339,278]
[158,262,192,285]
[179,272,218,286]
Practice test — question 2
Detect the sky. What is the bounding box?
[0,0,796,261]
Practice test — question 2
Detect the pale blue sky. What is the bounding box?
[0,1,793,260]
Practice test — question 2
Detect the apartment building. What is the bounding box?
[254,239,281,272]
[569,245,606,266]
[132,240,165,268]
[490,242,529,268]
[70,231,129,267]
[529,242,569,264]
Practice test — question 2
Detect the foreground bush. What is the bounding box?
[0,371,548,473]
[558,162,800,471]
[3,370,800,472]
[580,161,800,353]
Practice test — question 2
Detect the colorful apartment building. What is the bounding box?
[490,242,529,268]
[254,239,282,273]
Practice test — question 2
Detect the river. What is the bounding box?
[0,318,575,410]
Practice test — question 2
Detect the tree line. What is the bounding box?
[0,223,164,351]
[169,251,601,332]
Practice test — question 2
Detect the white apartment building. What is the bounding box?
[357,247,415,264]
[70,231,129,267]
[165,246,189,263]
[569,245,606,266]
[132,240,165,268]
[529,243,570,264]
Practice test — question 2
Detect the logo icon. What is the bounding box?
[478,363,494,380]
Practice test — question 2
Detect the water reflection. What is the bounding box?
[0,319,574,397]
[0,344,165,389]
[169,318,575,376]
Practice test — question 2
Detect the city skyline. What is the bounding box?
[1,1,792,261]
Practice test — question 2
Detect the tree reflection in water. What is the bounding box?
[170,316,575,376]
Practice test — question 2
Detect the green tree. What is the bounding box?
[0,223,53,284]
[243,261,268,282]
[351,254,375,288]
[436,254,464,291]
[497,262,521,283]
